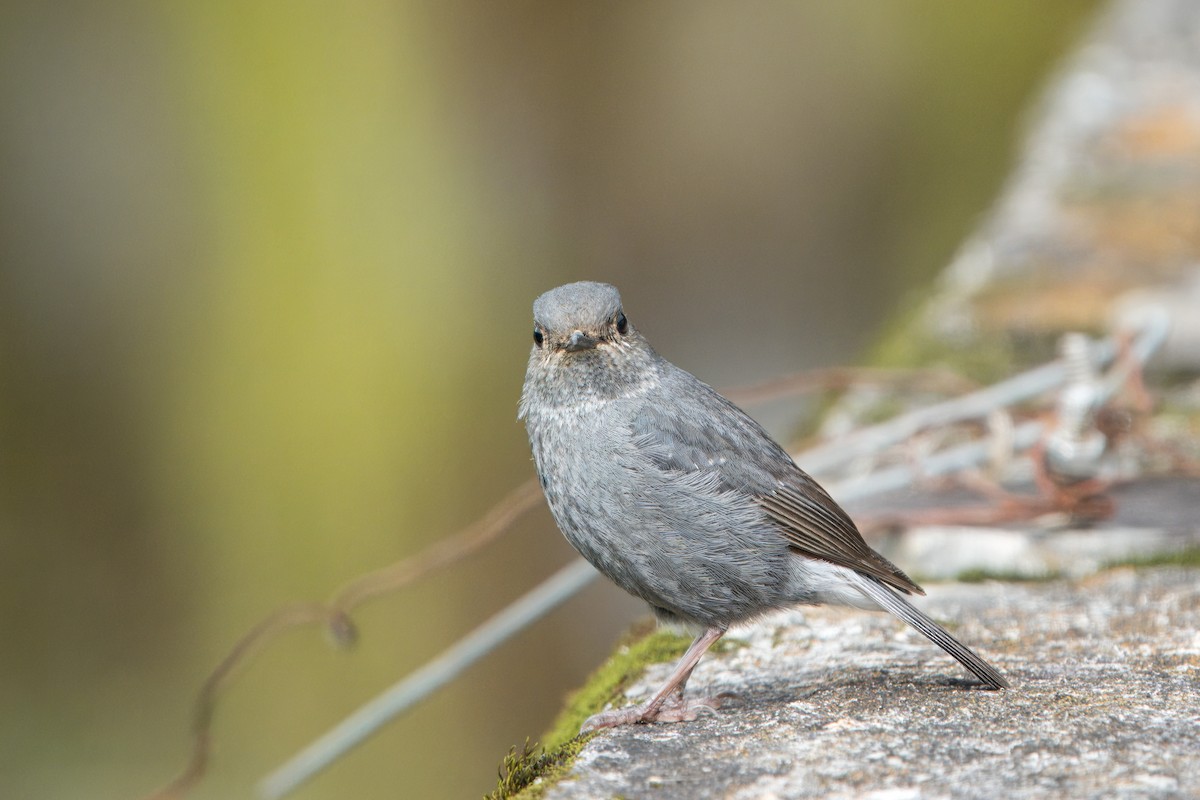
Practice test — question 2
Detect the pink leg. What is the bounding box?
[581,626,727,733]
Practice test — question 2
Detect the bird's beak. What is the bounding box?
[565,330,598,352]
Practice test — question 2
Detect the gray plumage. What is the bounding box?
[519,282,1007,725]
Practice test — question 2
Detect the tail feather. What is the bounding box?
[851,572,1009,690]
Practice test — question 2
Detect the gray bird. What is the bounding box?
[519,281,1008,732]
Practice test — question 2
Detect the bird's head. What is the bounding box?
[530,281,634,358]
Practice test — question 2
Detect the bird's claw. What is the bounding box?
[580,693,724,733]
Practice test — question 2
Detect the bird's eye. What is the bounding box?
[533,327,544,348]
[616,313,628,334]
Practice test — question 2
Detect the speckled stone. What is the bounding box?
[542,568,1200,800]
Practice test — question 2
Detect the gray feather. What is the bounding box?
[850,572,1010,689]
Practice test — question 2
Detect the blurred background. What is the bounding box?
[0,2,1098,798]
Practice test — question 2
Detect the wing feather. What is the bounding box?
[632,371,923,596]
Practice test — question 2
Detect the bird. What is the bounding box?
[518,281,1008,732]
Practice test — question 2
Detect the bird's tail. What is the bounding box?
[850,572,1010,690]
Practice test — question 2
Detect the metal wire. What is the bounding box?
[259,558,599,800]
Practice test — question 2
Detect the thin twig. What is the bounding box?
[143,479,542,800]
[329,479,543,612]
[143,603,335,800]
[723,366,978,407]
[258,558,598,800]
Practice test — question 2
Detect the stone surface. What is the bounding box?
[929,0,1200,353]
[543,567,1200,800]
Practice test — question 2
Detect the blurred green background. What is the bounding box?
[0,2,1096,798]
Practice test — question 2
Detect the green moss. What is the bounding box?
[868,304,939,370]
[482,626,693,799]
[540,626,694,750]
[946,549,1200,584]
[711,635,748,655]
[485,625,749,798]
[867,292,1081,388]
[540,625,749,749]
[484,737,592,800]
[859,396,909,426]
[952,567,1063,583]
[1104,547,1200,570]
[876,324,1023,386]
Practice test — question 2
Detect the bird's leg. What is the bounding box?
[581,626,726,732]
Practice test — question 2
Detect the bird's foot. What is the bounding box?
[580,692,724,733]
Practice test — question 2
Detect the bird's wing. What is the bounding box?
[632,374,923,596]
[756,480,922,595]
